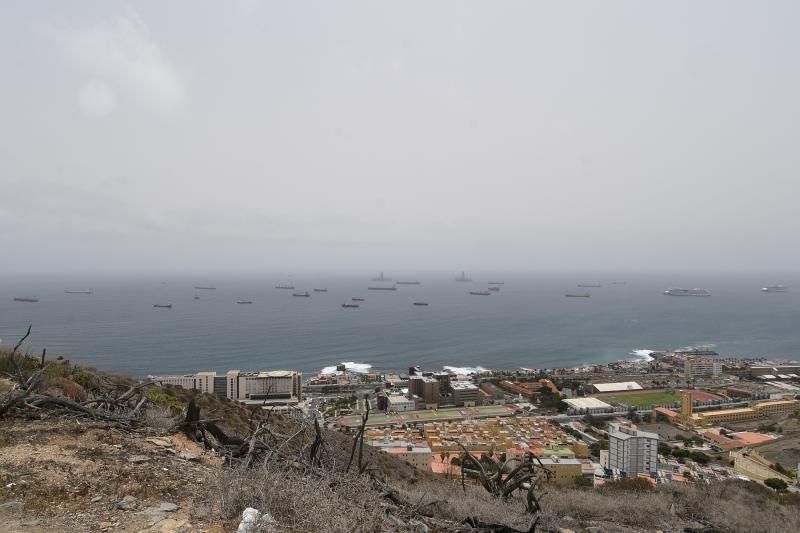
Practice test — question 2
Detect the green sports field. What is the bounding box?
[596,391,680,408]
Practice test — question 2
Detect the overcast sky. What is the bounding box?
[1,1,799,274]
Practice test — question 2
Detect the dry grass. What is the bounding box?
[212,463,386,532]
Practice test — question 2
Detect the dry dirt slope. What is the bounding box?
[0,417,224,533]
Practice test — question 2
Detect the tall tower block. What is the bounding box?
[680,390,694,423]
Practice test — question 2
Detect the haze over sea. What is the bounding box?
[1,272,798,379]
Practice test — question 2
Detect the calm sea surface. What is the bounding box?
[1,273,798,378]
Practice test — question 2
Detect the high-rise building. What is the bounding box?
[684,359,722,379]
[607,422,659,476]
[409,376,440,408]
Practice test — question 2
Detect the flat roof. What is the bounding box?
[592,382,643,392]
[563,398,613,409]
[388,395,413,404]
[452,381,478,390]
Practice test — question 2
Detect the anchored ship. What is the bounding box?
[13,297,38,303]
[663,288,711,297]
[396,281,421,285]
[313,288,328,292]
[762,285,788,293]
[153,304,172,308]
[65,290,93,295]
[455,271,472,282]
[413,302,429,306]
[292,291,310,297]
[577,283,601,288]
[193,286,216,290]
[368,286,397,291]
[488,286,500,292]
[341,303,360,308]
[469,290,491,296]
[565,293,590,298]
[275,283,295,290]
[236,300,253,304]
[351,297,365,302]
[371,272,392,282]
[488,281,504,285]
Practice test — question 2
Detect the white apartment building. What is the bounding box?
[684,359,722,379]
[607,423,659,476]
[387,394,416,412]
[150,370,301,403]
[149,371,216,394]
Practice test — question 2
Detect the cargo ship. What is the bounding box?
[663,288,711,297]
[762,285,788,293]
[577,283,601,288]
[469,290,491,296]
[236,300,253,304]
[275,283,295,290]
[368,286,397,291]
[65,290,93,295]
[193,286,216,290]
[488,286,500,292]
[488,281,504,285]
[293,291,310,297]
[413,302,429,306]
[351,297,365,302]
[565,293,590,298]
[396,281,421,285]
[153,304,173,308]
[13,297,39,303]
[313,288,328,292]
[341,303,360,308]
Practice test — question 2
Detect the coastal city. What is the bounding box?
[151,348,800,492]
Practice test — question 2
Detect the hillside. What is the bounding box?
[3,340,800,532]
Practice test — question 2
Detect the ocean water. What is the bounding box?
[1,273,798,378]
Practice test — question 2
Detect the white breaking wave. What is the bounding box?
[630,349,655,362]
[320,362,372,375]
[443,365,488,375]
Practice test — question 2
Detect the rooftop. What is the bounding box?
[563,397,613,410]
[592,382,643,392]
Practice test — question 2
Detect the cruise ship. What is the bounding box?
[371,272,392,282]
[762,285,788,293]
[663,288,711,297]
[455,271,472,282]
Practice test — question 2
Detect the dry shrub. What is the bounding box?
[395,477,535,530]
[142,404,180,431]
[45,377,88,402]
[212,462,385,532]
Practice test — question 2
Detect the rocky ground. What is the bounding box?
[0,417,224,533]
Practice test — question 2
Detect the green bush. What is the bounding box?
[765,478,788,491]
[145,387,184,412]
